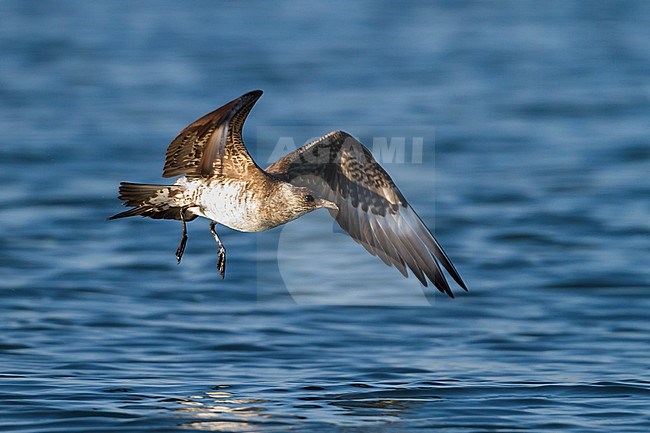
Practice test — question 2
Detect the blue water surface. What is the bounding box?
[1,1,649,432]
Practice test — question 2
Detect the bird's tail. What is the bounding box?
[108,182,193,221]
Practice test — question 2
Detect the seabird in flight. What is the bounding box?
[109,90,467,297]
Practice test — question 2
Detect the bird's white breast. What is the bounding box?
[175,177,269,232]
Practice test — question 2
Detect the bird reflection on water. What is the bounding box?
[173,384,442,431]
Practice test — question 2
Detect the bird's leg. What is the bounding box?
[210,221,226,279]
[175,206,189,264]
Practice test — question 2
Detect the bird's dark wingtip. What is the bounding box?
[456,277,469,292]
[243,89,263,100]
[440,284,455,299]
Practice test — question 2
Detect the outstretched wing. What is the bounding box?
[163,90,263,179]
[266,130,467,298]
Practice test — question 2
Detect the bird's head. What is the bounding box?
[278,184,338,221]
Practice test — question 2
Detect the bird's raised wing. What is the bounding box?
[266,130,467,298]
[163,90,263,179]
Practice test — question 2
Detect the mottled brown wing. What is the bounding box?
[163,90,263,179]
[266,130,467,298]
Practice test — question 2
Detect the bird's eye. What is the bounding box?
[305,194,315,202]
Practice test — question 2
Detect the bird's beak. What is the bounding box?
[319,199,338,211]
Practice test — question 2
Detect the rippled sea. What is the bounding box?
[1,1,649,431]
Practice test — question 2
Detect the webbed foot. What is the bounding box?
[216,246,226,279]
[210,221,226,279]
[176,207,189,264]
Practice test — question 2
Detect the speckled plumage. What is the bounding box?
[110,90,467,297]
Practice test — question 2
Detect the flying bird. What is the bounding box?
[109,90,467,297]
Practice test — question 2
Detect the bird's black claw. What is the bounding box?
[176,209,189,264]
[217,249,226,279]
[175,238,187,264]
